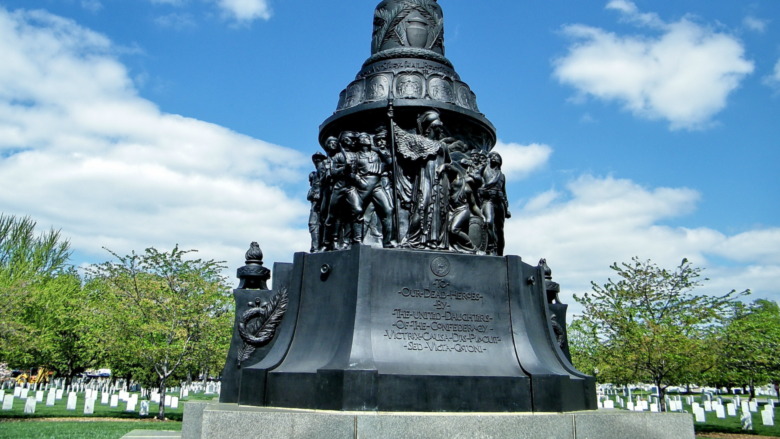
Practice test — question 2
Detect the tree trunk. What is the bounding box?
[157,376,167,420]
[774,381,779,398]
[656,380,667,412]
[749,379,756,402]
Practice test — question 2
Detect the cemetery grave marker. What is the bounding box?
[46,390,56,406]
[2,394,14,410]
[84,398,95,415]
[694,406,706,423]
[24,397,36,414]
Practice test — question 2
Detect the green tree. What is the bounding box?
[573,257,746,411]
[20,269,99,386]
[0,214,73,368]
[716,299,780,400]
[87,246,233,420]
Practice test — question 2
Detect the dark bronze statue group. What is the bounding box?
[308,109,510,256]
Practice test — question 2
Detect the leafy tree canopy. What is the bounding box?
[572,257,747,411]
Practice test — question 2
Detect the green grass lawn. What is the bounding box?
[0,390,217,438]
[0,420,182,439]
[0,391,215,422]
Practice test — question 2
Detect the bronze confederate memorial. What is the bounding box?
[217,0,596,413]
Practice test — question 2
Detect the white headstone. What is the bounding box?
[0,390,4,402]
[2,394,14,410]
[694,407,706,423]
[741,401,750,415]
[742,408,754,430]
[627,402,635,411]
[56,388,64,400]
[140,400,150,416]
[704,401,712,412]
[119,390,129,402]
[20,388,29,400]
[84,398,95,415]
[749,400,758,412]
[13,387,21,397]
[151,392,160,404]
[126,399,137,412]
[46,390,56,406]
[597,400,603,409]
[110,395,119,408]
[763,409,775,426]
[604,400,614,409]
[715,405,726,419]
[24,397,37,414]
[727,403,737,417]
[35,390,44,402]
[66,392,78,410]
[650,403,659,413]
[171,396,179,409]
[100,392,108,405]
[164,395,172,407]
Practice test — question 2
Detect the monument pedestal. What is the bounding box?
[221,246,595,413]
[182,402,696,439]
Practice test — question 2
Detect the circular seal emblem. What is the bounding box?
[430,256,451,277]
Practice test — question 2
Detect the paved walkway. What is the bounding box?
[121,431,181,438]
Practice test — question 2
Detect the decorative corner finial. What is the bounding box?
[237,242,270,290]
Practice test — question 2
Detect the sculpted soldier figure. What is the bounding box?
[394,110,451,249]
[480,152,511,256]
[322,132,363,250]
[442,156,484,253]
[354,132,396,248]
[307,153,327,252]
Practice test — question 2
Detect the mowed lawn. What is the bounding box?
[0,420,181,439]
[0,391,215,439]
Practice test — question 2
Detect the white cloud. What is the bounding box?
[81,0,103,13]
[212,0,271,23]
[743,16,768,33]
[504,175,780,313]
[148,0,271,26]
[491,141,552,181]
[771,60,780,85]
[0,8,308,270]
[554,1,754,130]
[606,0,663,28]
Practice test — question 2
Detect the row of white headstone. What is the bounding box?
[596,393,776,427]
[1,386,182,415]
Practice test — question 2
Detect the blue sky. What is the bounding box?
[0,0,778,312]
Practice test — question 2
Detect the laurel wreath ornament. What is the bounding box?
[236,288,288,367]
